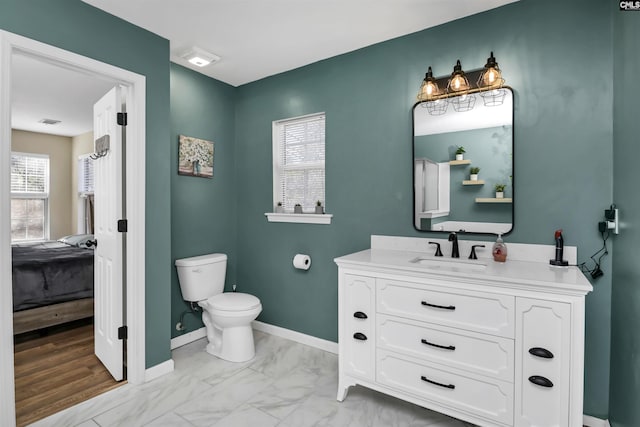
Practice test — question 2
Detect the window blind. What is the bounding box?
[275,113,325,212]
[78,155,94,194]
[11,153,49,195]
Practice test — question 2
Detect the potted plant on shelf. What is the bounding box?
[294,203,303,214]
[495,183,506,198]
[275,202,284,213]
[470,167,480,181]
[455,146,466,161]
[315,200,324,214]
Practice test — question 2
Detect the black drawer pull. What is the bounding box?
[421,339,455,351]
[353,311,368,319]
[421,301,456,311]
[529,347,554,359]
[529,375,554,388]
[421,375,455,389]
[353,332,367,341]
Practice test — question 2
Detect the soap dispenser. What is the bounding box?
[492,234,508,262]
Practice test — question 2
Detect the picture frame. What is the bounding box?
[178,135,214,178]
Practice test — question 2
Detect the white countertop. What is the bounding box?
[334,248,593,296]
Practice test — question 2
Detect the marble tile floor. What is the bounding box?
[31,331,476,427]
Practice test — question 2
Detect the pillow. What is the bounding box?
[58,234,94,248]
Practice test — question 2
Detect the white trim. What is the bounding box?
[265,212,333,224]
[583,415,610,427]
[0,30,147,427]
[252,320,338,354]
[144,359,174,382]
[171,327,207,350]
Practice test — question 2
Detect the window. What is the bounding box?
[272,112,326,213]
[11,152,50,241]
[78,154,94,194]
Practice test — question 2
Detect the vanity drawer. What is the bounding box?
[377,314,514,382]
[377,279,515,338]
[377,350,514,426]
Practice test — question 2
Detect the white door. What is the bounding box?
[93,86,125,381]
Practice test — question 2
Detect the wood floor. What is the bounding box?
[14,320,124,427]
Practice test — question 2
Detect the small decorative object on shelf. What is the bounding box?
[455,146,465,161]
[294,204,303,214]
[470,167,480,181]
[315,200,324,214]
[275,202,284,213]
[495,183,506,199]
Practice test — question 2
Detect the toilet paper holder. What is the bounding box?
[293,254,311,270]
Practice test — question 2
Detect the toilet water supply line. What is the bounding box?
[176,301,202,331]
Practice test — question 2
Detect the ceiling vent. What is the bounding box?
[38,118,61,125]
[180,47,220,67]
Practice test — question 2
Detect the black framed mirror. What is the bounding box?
[413,87,513,234]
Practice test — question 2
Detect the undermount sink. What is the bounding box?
[409,256,487,272]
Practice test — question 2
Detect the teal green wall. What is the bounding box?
[234,0,612,417]
[0,0,172,367]
[170,64,237,336]
[609,9,640,427]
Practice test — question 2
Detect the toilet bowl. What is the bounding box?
[175,254,262,362]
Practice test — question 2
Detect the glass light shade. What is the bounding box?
[447,60,470,92]
[478,52,504,88]
[417,67,440,102]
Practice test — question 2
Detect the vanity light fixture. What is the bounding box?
[416,52,507,115]
[180,47,221,68]
[417,67,448,115]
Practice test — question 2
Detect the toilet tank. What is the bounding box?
[175,253,227,302]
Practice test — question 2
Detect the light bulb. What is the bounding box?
[482,67,502,86]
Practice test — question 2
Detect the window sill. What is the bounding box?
[265,212,333,225]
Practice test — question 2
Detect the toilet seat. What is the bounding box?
[206,292,261,312]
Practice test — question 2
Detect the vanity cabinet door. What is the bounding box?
[515,298,571,427]
[342,274,375,380]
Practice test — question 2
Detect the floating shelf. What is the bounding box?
[449,159,471,165]
[475,197,513,203]
[463,180,484,185]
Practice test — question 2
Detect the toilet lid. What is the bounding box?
[207,293,261,311]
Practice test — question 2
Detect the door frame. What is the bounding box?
[0,30,147,425]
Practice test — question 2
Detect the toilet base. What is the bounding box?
[205,324,256,363]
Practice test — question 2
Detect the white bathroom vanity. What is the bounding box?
[335,236,592,427]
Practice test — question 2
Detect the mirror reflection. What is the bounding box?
[413,88,513,234]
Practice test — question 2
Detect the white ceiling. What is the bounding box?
[82,0,518,87]
[12,0,517,138]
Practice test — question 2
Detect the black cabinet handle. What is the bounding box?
[421,301,456,311]
[421,339,455,351]
[421,375,455,389]
[353,332,367,341]
[529,375,554,388]
[529,347,554,359]
[353,311,368,319]
[86,239,97,248]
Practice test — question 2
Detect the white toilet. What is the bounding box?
[175,253,262,362]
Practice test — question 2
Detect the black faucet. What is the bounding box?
[448,232,459,258]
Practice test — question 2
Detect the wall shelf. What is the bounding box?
[449,159,471,165]
[475,197,512,203]
[463,180,484,185]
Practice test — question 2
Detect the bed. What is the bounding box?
[12,234,95,334]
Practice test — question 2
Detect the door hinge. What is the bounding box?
[118,326,128,340]
[117,112,128,126]
[117,219,128,232]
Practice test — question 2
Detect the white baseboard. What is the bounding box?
[252,320,338,354]
[171,327,207,350]
[169,322,338,354]
[144,359,174,382]
[583,415,610,427]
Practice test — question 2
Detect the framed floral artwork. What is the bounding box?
[178,135,214,178]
